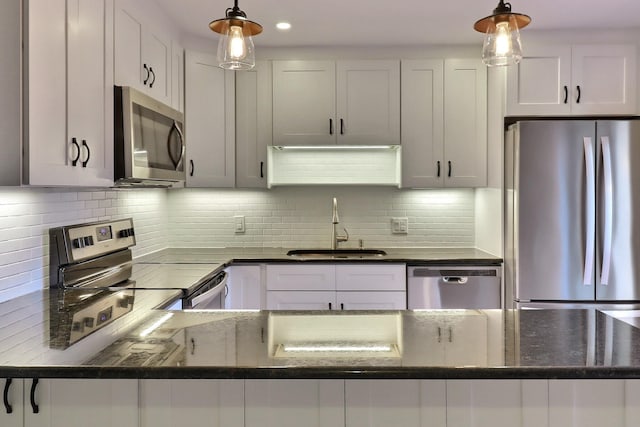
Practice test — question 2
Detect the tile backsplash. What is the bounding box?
[167,187,474,249]
[0,186,474,302]
[0,188,167,302]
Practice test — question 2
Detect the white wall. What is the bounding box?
[0,188,168,302]
[167,187,475,249]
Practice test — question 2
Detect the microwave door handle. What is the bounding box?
[167,121,185,170]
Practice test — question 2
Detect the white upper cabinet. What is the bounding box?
[114,0,174,106]
[185,51,235,187]
[24,0,114,187]
[171,40,185,113]
[402,59,487,188]
[236,61,272,188]
[507,44,636,116]
[272,60,400,146]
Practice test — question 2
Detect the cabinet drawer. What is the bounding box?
[266,265,336,291]
[336,264,406,291]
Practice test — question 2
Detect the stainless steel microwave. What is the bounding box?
[114,86,185,187]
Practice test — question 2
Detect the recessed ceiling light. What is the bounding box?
[276,22,291,31]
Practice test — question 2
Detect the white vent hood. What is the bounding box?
[267,145,401,188]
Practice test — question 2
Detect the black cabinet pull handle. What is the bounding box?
[437,160,441,178]
[340,118,344,135]
[563,86,568,104]
[329,118,333,135]
[260,161,264,178]
[81,140,90,167]
[30,378,39,414]
[576,85,581,103]
[149,67,156,88]
[448,161,452,178]
[3,378,12,414]
[71,137,81,166]
[328,302,332,310]
[340,303,344,310]
[143,64,150,85]
[189,159,194,177]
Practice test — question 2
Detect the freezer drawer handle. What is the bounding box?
[442,276,468,284]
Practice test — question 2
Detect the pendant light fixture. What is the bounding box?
[473,0,531,67]
[209,0,263,70]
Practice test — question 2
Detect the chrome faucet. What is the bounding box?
[331,197,349,249]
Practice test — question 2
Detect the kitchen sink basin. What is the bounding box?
[286,249,387,258]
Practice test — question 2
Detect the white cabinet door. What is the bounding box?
[140,379,244,427]
[25,0,113,187]
[401,59,445,188]
[226,265,263,309]
[0,378,22,427]
[507,44,636,116]
[506,45,572,116]
[245,380,344,427]
[548,379,640,427]
[336,264,406,291]
[337,291,406,310]
[171,40,184,113]
[443,313,488,366]
[272,61,336,146]
[336,60,400,145]
[571,44,636,115]
[114,0,173,105]
[266,264,336,291]
[236,61,272,188]
[185,51,235,187]
[447,380,547,427]
[345,380,446,427]
[267,291,336,310]
[443,59,487,188]
[24,379,138,427]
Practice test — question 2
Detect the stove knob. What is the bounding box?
[72,238,84,249]
[84,236,94,246]
[129,228,135,237]
[118,229,130,238]
[83,317,95,328]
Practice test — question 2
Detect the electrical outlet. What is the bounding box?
[391,217,408,234]
[234,215,246,233]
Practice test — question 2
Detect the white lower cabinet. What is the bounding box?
[225,265,263,309]
[139,379,244,427]
[245,380,344,427]
[267,290,336,310]
[337,291,406,310]
[345,380,446,427]
[447,380,548,427]
[548,379,640,427]
[24,378,138,427]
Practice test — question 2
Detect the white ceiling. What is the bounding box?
[154,0,640,47]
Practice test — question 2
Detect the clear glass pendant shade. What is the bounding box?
[217,25,256,70]
[481,15,523,67]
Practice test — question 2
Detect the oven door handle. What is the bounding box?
[190,273,228,309]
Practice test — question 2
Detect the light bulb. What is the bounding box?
[494,22,511,56]
[228,25,246,60]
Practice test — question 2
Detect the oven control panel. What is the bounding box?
[50,218,136,264]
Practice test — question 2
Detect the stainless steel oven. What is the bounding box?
[114,86,185,187]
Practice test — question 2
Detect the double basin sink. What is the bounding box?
[286,249,387,259]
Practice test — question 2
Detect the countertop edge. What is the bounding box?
[2,366,639,380]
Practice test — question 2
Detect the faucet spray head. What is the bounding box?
[332,197,339,224]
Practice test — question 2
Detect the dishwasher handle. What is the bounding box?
[442,276,468,284]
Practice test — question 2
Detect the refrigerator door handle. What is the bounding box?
[600,136,613,285]
[583,137,596,285]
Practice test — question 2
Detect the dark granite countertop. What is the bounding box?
[134,247,503,267]
[3,284,640,379]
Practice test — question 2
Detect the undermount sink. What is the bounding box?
[286,249,387,258]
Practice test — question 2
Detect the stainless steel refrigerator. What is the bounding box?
[505,120,640,309]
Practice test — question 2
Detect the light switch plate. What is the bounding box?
[391,217,408,234]
[234,215,246,233]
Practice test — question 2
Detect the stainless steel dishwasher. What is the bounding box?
[407,266,502,309]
